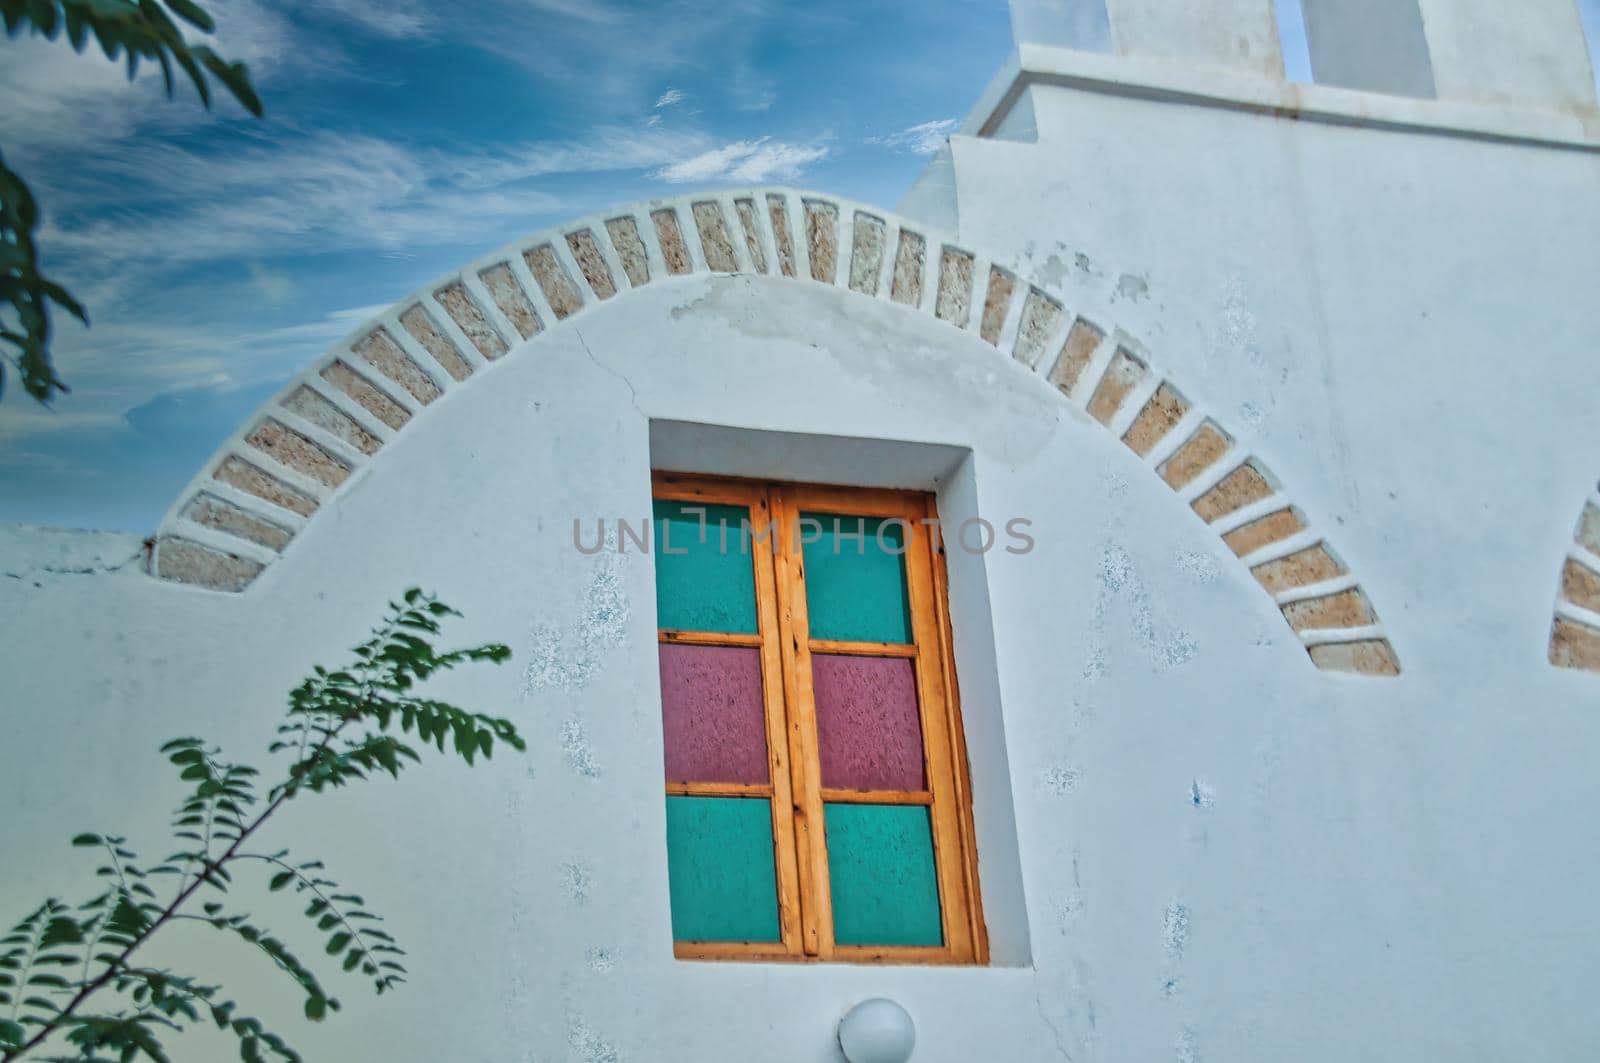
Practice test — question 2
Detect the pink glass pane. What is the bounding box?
[812,654,925,791]
[659,644,768,785]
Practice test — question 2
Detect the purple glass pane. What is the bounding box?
[812,654,925,791]
[659,644,768,785]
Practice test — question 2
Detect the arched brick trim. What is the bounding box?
[150,188,1401,677]
[1549,489,1600,671]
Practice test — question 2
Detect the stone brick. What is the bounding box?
[155,537,264,592]
[1121,382,1190,456]
[398,305,473,381]
[181,493,293,552]
[282,386,380,456]
[565,229,617,299]
[321,361,409,430]
[804,200,838,283]
[434,282,507,359]
[652,208,692,275]
[1047,319,1104,396]
[1159,421,1232,489]
[766,195,795,277]
[936,249,974,326]
[692,202,738,273]
[980,267,1016,345]
[354,327,441,405]
[476,265,542,341]
[734,199,767,273]
[1550,616,1600,670]
[1086,347,1148,425]
[1192,463,1272,522]
[1560,558,1600,613]
[245,419,351,489]
[1309,639,1401,676]
[1281,588,1376,631]
[213,457,317,517]
[1012,288,1063,367]
[1252,543,1344,593]
[1223,508,1305,557]
[890,231,925,306]
[524,244,584,320]
[605,217,650,287]
[1576,501,1600,556]
[849,213,886,295]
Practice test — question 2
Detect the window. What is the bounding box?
[653,472,987,964]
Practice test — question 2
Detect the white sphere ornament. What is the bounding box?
[837,998,916,1063]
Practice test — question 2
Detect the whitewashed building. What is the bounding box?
[4,1,1599,1059]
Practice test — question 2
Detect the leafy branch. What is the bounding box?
[1,0,264,404]
[0,589,522,1061]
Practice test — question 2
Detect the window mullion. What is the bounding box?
[770,486,834,958]
[925,494,989,963]
[901,506,977,962]
[750,485,805,956]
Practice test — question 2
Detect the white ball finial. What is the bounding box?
[838,998,915,1063]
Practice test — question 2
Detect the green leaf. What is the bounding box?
[324,933,350,955]
[268,871,294,892]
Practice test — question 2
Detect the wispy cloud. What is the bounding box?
[653,138,831,184]
[0,0,297,158]
[868,118,958,155]
[41,125,713,282]
[655,88,687,108]
[469,0,782,105]
[315,0,433,37]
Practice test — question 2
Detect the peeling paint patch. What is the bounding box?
[1174,549,1220,585]
[1190,780,1217,809]
[1238,399,1268,432]
[1114,272,1150,302]
[567,1014,622,1063]
[561,716,601,778]
[1176,1026,1201,1063]
[521,543,631,695]
[1035,252,1067,288]
[1085,542,1199,676]
[1163,901,1190,959]
[1049,894,1084,933]
[586,946,619,972]
[1041,764,1082,796]
[560,862,592,905]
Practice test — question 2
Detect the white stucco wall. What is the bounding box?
[5,242,1600,1059]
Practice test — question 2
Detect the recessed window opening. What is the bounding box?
[652,472,987,965]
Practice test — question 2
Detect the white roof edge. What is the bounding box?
[967,42,1600,153]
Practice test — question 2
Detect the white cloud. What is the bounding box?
[652,138,830,184]
[315,0,433,37]
[655,88,687,108]
[868,118,959,155]
[40,125,714,278]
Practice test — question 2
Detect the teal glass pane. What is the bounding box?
[653,500,757,634]
[664,796,780,943]
[825,802,942,947]
[800,513,913,644]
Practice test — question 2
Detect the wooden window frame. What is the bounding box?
[654,470,989,966]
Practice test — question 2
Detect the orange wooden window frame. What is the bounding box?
[654,471,989,965]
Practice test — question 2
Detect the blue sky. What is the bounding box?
[2,0,1598,532]
[0,0,1015,531]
